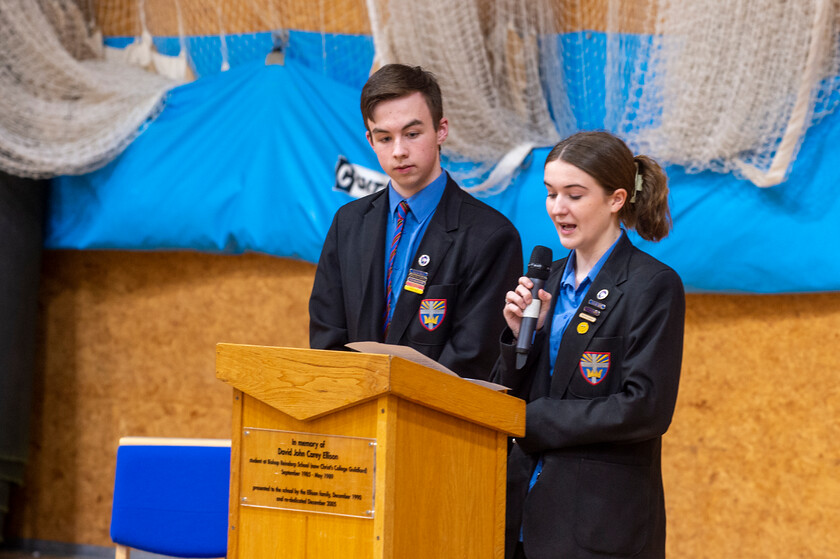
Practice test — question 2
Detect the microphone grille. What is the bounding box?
[527,245,552,280]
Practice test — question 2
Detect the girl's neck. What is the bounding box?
[574,227,622,287]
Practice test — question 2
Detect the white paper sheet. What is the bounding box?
[345,341,509,392]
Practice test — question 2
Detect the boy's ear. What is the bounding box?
[436,117,449,145]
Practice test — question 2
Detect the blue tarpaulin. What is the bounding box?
[48,35,840,293]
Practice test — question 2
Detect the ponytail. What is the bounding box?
[622,155,671,241]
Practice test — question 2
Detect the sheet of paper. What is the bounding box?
[345,341,509,392]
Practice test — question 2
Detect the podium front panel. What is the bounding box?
[230,393,377,559]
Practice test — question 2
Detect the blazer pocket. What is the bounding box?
[406,283,457,347]
[568,336,623,399]
[573,458,650,556]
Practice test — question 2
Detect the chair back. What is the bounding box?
[110,437,230,558]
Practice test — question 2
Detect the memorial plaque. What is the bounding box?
[239,428,376,518]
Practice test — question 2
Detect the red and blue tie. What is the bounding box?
[383,200,409,334]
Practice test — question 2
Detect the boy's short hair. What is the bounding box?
[360,64,444,131]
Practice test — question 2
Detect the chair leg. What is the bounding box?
[115,544,130,559]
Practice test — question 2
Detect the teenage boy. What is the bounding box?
[309,64,522,380]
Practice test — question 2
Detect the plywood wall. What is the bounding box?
[95,0,371,36]
[7,250,312,546]
[667,292,840,558]
[92,0,655,37]
[7,250,840,558]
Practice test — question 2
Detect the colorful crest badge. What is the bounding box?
[579,352,610,385]
[419,299,446,331]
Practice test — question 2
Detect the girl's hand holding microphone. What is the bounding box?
[504,277,552,339]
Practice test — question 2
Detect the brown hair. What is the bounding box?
[545,130,672,241]
[360,64,444,132]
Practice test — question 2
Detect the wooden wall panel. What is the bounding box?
[7,250,313,546]
[95,0,371,36]
[7,250,840,558]
[666,292,840,558]
[92,0,661,38]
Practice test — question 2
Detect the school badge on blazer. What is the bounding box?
[579,352,610,385]
[419,299,447,331]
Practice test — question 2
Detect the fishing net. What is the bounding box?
[0,0,175,178]
[1,0,838,187]
[627,0,840,186]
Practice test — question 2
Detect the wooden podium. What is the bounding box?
[216,343,525,559]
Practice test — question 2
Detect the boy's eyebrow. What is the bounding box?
[371,119,423,135]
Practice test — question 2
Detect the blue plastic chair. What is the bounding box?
[110,437,231,558]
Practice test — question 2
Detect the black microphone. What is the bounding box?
[515,246,552,369]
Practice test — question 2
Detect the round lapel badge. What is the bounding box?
[596,289,609,300]
[577,322,589,334]
[418,254,430,266]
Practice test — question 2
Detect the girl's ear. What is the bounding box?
[610,188,628,213]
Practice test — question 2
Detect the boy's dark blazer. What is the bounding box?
[310,173,522,380]
[492,234,685,559]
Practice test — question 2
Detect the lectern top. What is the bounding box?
[215,343,525,436]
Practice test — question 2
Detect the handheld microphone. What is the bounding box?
[515,245,552,369]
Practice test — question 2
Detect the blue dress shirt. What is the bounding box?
[548,231,625,373]
[384,170,448,325]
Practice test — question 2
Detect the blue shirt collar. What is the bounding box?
[387,168,447,222]
[560,229,625,291]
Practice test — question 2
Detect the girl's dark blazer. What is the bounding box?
[492,234,685,559]
[309,174,522,381]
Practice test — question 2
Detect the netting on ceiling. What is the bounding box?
[369,0,840,189]
[367,0,571,193]
[1,0,839,187]
[0,0,374,179]
[625,0,840,187]
[0,0,175,178]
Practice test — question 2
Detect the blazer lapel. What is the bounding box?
[385,177,459,344]
[358,190,389,342]
[549,235,633,397]
[527,263,565,400]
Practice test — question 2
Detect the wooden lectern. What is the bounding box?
[216,343,525,559]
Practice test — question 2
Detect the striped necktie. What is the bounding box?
[383,200,409,334]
